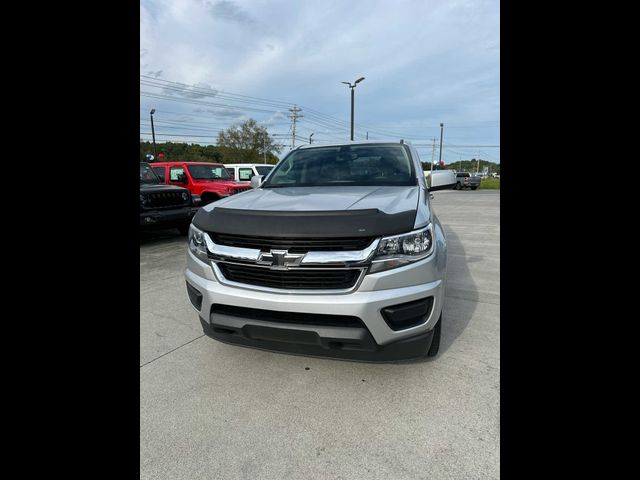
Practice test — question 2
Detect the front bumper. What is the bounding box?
[197,314,435,361]
[140,206,197,228]
[184,233,447,360]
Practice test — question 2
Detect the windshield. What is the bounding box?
[140,163,161,184]
[263,144,416,188]
[187,164,231,180]
[255,165,274,176]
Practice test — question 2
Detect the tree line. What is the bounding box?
[140,117,500,173]
[421,159,500,174]
[140,119,282,164]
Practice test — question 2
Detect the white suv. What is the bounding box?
[225,164,275,183]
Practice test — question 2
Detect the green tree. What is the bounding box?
[216,118,282,164]
[139,141,223,163]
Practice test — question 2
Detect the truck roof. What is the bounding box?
[295,140,413,150]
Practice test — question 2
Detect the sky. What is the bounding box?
[140,0,500,164]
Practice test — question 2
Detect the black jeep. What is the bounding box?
[140,162,200,235]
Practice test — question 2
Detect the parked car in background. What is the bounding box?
[186,140,448,361]
[140,162,200,235]
[151,161,251,205]
[455,172,481,190]
[225,163,275,182]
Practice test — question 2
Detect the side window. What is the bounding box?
[239,168,253,181]
[226,168,235,180]
[152,167,165,181]
[170,166,185,181]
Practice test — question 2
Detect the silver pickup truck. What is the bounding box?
[185,141,448,361]
[454,172,481,190]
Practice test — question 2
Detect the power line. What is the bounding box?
[141,75,499,146]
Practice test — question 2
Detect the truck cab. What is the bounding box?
[150,161,252,205]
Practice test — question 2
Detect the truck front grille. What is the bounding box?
[146,191,188,209]
[209,234,375,253]
[218,263,362,290]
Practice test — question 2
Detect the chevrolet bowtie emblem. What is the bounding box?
[257,249,305,270]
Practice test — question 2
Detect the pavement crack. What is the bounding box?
[140,334,205,369]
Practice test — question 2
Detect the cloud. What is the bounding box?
[140,0,499,160]
[201,0,256,26]
[161,82,218,99]
[193,107,246,119]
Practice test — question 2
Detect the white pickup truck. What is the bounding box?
[424,170,457,190]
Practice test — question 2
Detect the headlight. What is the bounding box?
[369,224,434,273]
[188,224,209,262]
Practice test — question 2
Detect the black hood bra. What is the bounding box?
[192,207,417,238]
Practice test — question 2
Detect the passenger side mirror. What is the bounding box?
[179,173,189,184]
[250,175,264,189]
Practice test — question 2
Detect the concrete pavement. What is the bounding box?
[140,189,500,479]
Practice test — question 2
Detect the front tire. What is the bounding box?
[426,314,442,357]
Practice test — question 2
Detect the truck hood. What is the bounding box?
[140,183,188,194]
[207,186,420,215]
[193,186,423,238]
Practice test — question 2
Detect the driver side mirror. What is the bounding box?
[250,175,264,189]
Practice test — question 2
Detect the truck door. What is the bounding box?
[169,166,189,187]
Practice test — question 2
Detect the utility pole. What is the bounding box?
[366,132,369,140]
[309,133,314,144]
[459,155,462,172]
[263,132,266,164]
[288,105,303,149]
[477,151,480,174]
[438,123,444,166]
[150,109,157,159]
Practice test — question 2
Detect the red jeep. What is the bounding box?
[150,162,251,205]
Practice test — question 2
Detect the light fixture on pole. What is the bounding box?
[309,133,314,144]
[341,77,365,141]
[150,109,157,159]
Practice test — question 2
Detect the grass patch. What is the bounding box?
[480,178,500,189]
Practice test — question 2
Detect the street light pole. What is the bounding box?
[263,132,266,164]
[350,87,354,140]
[309,133,314,144]
[341,77,365,141]
[150,109,157,158]
[438,122,444,166]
